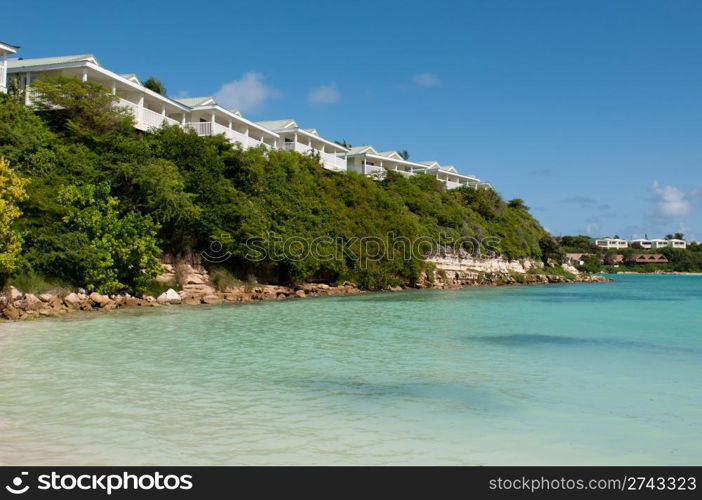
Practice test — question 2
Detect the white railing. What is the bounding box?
[187,121,212,136]
[445,180,463,190]
[363,165,386,179]
[280,141,313,154]
[117,98,179,130]
[186,122,271,150]
[139,106,179,129]
[320,153,347,171]
[0,60,6,92]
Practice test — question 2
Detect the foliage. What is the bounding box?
[0,76,554,292]
[143,77,167,96]
[31,76,134,141]
[577,254,604,273]
[0,157,28,273]
[538,235,565,264]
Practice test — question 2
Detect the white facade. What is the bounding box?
[649,239,670,249]
[7,50,489,187]
[256,119,348,171]
[0,41,19,93]
[629,238,653,249]
[7,54,278,149]
[595,238,628,249]
[346,146,427,179]
[667,239,687,249]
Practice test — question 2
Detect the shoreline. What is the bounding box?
[1,271,610,323]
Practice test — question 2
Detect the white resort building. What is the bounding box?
[255,119,348,171]
[628,238,687,250]
[0,41,19,93]
[345,146,429,179]
[595,238,628,249]
[3,44,490,190]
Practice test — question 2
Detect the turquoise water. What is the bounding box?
[1,274,700,465]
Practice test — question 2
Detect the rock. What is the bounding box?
[38,293,54,303]
[143,295,156,303]
[185,274,205,285]
[89,292,112,308]
[63,293,81,308]
[76,288,87,295]
[157,288,181,304]
[182,284,216,295]
[2,305,21,320]
[201,295,222,305]
[295,290,306,298]
[23,293,43,310]
[8,287,23,301]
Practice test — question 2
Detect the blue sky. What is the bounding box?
[6,0,701,239]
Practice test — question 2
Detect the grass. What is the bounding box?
[530,266,576,280]
[210,268,242,292]
[7,271,72,295]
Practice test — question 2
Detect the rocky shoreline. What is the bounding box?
[0,263,610,322]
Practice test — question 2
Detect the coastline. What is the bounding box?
[1,268,610,322]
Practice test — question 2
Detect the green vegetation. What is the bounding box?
[530,266,577,280]
[143,77,167,96]
[0,157,28,276]
[0,77,553,294]
[555,233,702,273]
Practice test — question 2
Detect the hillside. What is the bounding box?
[0,78,556,294]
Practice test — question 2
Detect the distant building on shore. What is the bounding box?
[628,254,669,264]
[595,238,628,249]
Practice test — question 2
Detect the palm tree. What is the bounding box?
[144,77,167,96]
[335,139,352,148]
[399,150,410,160]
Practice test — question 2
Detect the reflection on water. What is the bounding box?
[0,275,701,465]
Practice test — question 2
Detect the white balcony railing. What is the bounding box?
[116,97,179,130]
[186,122,271,149]
[0,61,7,92]
[320,153,347,171]
[280,141,313,154]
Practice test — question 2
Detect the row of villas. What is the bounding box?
[595,238,688,250]
[0,43,490,190]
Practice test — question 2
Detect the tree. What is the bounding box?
[398,150,410,160]
[508,198,529,210]
[31,76,134,140]
[665,232,684,240]
[334,139,352,149]
[143,77,167,96]
[0,158,28,274]
[53,184,162,294]
[539,235,565,264]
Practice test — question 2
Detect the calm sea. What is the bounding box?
[1,274,700,465]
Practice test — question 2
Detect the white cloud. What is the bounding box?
[650,181,695,218]
[308,83,340,104]
[412,73,440,88]
[214,72,279,112]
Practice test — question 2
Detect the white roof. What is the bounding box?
[8,54,99,69]
[175,96,217,107]
[256,118,346,151]
[0,41,19,55]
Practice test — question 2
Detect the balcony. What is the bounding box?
[0,60,7,92]
[320,153,347,171]
[280,141,312,154]
[116,97,179,130]
[186,122,270,149]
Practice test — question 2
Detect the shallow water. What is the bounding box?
[0,275,700,465]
